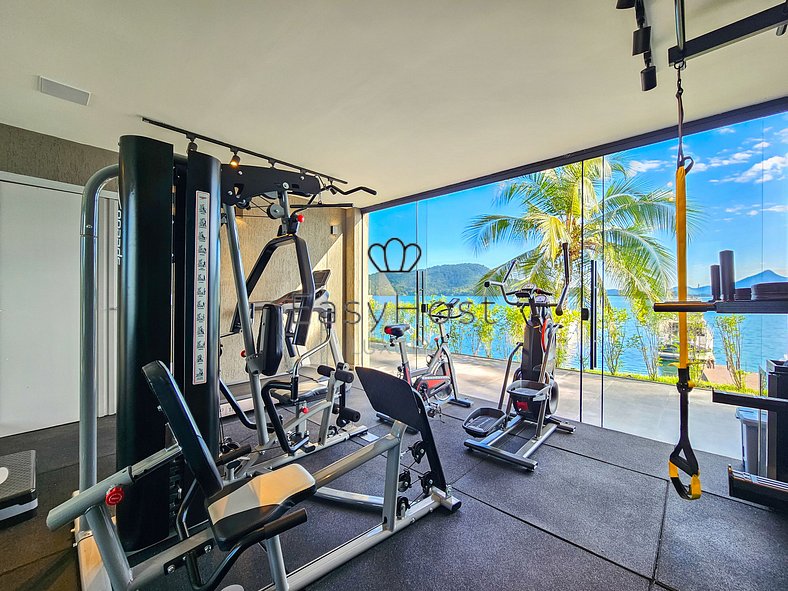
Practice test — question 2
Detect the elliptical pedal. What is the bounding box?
[463,407,507,438]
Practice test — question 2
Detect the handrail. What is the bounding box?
[80,164,119,491]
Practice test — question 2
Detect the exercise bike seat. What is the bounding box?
[384,323,410,338]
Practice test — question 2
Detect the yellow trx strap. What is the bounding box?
[669,67,701,500]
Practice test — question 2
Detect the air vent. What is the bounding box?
[38,76,91,106]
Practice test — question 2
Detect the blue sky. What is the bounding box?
[369,112,788,287]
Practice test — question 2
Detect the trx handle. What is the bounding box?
[669,369,701,500]
[669,66,701,500]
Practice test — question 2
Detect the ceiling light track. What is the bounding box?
[141,116,347,185]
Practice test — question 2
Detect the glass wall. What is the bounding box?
[365,111,788,457]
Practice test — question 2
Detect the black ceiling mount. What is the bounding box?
[618,0,657,91]
[220,165,322,206]
[668,2,788,66]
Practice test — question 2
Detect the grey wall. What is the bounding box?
[0,123,117,186]
[1,122,362,392]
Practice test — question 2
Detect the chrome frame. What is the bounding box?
[223,201,367,474]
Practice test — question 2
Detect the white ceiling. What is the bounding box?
[1,1,786,208]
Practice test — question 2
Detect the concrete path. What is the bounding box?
[367,345,743,458]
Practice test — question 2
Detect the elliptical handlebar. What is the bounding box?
[555,242,570,316]
[484,242,570,315]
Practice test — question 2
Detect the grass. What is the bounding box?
[580,367,759,395]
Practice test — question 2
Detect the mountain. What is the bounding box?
[369,263,489,296]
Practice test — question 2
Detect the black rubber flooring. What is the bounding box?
[2,385,787,591]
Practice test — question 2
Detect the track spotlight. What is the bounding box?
[640,64,657,91]
[616,0,635,8]
[187,135,198,152]
[632,25,651,55]
[229,151,241,168]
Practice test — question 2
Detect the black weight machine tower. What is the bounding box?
[114,136,222,551]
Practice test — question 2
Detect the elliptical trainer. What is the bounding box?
[462,243,575,470]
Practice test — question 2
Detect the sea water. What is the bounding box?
[367,294,788,376]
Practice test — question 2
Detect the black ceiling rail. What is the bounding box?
[668,2,788,66]
[141,117,348,185]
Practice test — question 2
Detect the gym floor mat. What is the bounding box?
[0,415,115,475]
[453,444,666,576]
[309,494,651,591]
[0,454,116,577]
[656,490,788,591]
[2,397,786,591]
[543,421,741,498]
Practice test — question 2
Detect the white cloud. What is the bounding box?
[763,205,788,213]
[629,160,668,173]
[777,128,788,144]
[747,210,759,216]
[726,153,788,183]
[721,217,734,222]
[752,141,770,149]
[716,127,736,135]
[725,205,744,213]
[692,161,709,172]
[708,153,753,167]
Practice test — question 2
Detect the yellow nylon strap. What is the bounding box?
[676,164,688,369]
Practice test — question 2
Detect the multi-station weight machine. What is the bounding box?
[64,129,367,571]
[49,128,461,591]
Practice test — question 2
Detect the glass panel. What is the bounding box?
[364,109,787,463]
[366,203,420,376]
[416,186,522,406]
[597,112,788,460]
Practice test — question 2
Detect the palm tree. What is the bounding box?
[464,157,699,305]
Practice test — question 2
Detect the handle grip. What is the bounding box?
[217,444,252,466]
[555,242,570,316]
[261,508,308,539]
[335,369,355,384]
[668,460,702,500]
[317,364,333,377]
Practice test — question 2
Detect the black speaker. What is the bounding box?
[633,26,651,55]
[641,65,657,91]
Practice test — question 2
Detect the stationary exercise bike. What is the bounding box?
[463,243,575,470]
[377,298,472,426]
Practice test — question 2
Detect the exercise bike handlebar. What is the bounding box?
[426,298,462,322]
